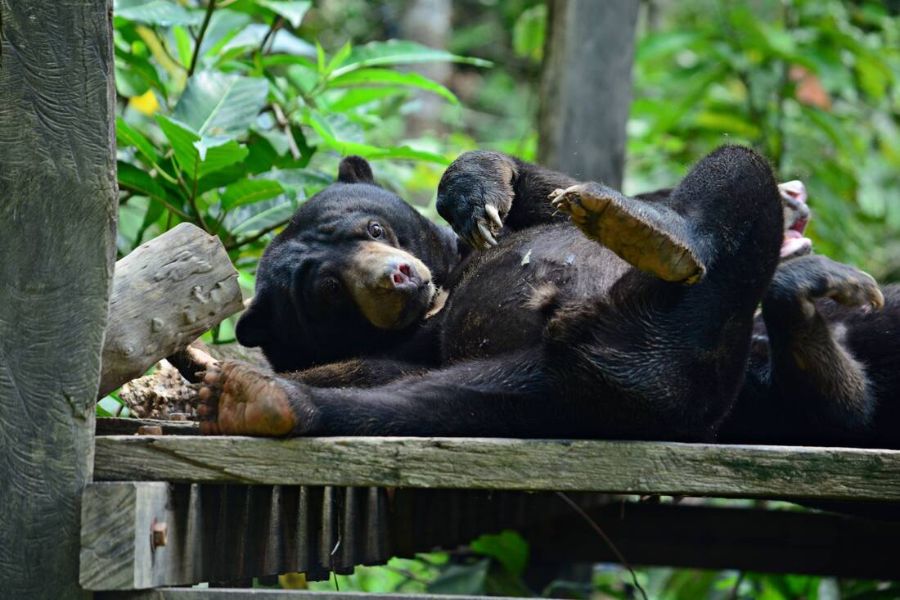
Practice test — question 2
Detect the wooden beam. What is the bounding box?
[94,436,900,501]
[0,0,117,597]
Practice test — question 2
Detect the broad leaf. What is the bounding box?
[114,0,201,26]
[117,161,171,204]
[307,111,448,165]
[331,40,491,78]
[157,115,249,179]
[116,117,160,165]
[174,71,270,137]
[230,201,296,235]
[328,68,458,104]
[257,0,311,28]
[221,179,285,210]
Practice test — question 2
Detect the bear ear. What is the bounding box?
[235,295,270,348]
[337,155,375,184]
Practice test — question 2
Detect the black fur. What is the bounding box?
[236,147,797,441]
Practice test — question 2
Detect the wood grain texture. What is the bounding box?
[80,482,171,590]
[538,0,639,188]
[94,436,900,501]
[100,222,243,396]
[0,1,116,598]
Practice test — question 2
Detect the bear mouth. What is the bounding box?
[778,180,812,259]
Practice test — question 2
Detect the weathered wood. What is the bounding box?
[79,481,611,590]
[96,417,200,436]
[80,483,171,590]
[94,436,900,501]
[0,0,117,598]
[83,482,900,591]
[99,222,243,396]
[538,0,639,188]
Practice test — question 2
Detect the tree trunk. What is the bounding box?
[399,0,452,136]
[0,0,117,597]
[538,0,639,189]
[99,223,244,397]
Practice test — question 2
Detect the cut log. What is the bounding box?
[99,223,244,396]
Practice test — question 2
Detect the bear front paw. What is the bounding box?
[436,151,516,250]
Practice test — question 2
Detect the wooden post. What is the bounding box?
[538,0,639,188]
[0,1,117,598]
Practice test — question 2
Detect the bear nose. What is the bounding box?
[391,263,418,287]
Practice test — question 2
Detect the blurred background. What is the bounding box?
[110,1,900,596]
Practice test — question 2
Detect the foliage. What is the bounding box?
[626,0,900,281]
[113,0,489,352]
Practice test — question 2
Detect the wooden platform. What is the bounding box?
[82,435,900,590]
[95,436,900,501]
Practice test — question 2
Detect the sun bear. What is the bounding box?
[198,145,801,441]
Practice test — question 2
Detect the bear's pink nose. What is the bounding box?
[392,263,414,285]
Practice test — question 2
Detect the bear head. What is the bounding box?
[236,156,459,372]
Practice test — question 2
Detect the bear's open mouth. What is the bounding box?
[778,180,812,259]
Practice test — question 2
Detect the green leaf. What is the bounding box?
[115,47,168,99]
[230,201,296,235]
[114,0,201,26]
[257,0,311,28]
[328,68,458,104]
[470,531,529,577]
[512,5,547,61]
[173,71,270,137]
[117,161,171,204]
[427,560,489,595]
[331,40,491,78]
[221,179,285,210]
[306,111,449,165]
[172,26,193,66]
[157,115,249,179]
[116,117,160,165]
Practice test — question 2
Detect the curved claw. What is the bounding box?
[476,219,498,248]
[484,204,503,232]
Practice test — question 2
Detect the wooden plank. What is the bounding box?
[95,436,900,501]
[97,417,200,436]
[0,0,117,598]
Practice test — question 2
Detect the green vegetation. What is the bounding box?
[109,1,900,597]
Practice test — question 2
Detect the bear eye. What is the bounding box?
[367,221,384,239]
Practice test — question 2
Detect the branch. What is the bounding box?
[225,216,293,251]
[259,16,284,56]
[188,0,217,77]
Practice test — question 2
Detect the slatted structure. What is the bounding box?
[82,434,900,594]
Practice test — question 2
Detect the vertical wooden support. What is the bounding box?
[0,1,117,598]
[538,0,639,188]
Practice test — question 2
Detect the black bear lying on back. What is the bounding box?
[199,147,899,447]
